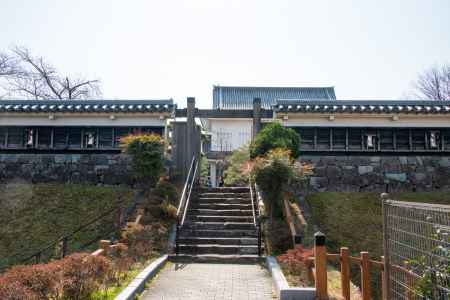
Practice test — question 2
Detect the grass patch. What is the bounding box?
[0,182,133,270]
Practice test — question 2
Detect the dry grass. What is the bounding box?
[0,182,133,270]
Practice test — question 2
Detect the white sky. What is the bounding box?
[1,0,449,108]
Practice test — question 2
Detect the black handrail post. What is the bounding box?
[257,217,262,257]
[175,216,180,256]
[61,237,68,258]
[35,252,41,264]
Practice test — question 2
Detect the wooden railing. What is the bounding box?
[91,208,144,258]
[282,193,308,248]
[308,232,427,300]
[310,232,391,300]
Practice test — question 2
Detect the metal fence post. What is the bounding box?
[380,193,391,300]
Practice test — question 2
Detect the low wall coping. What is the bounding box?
[266,256,316,300]
[115,254,168,300]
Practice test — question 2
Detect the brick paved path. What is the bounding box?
[142,263,274,300]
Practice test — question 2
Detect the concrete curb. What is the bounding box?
[266,256,315,300]
[115,254,168,300]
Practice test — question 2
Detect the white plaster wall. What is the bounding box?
[281,113,450,128]
[0,114,167,127]
[209,119,252,151]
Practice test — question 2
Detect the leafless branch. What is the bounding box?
[412,64,450,100]
[0,46,102,100]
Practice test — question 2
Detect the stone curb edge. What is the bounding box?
[115,254,168,300]
[266,256,316,300]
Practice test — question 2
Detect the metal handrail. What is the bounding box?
[249,180,257,226]
[176,157,196,216]
[253,183,264,257]
[181,161,199,226]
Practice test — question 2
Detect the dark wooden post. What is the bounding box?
[61,237,68,258]
[361,251,371,300]
[252,97,262,140]
[186,97,195,159]
[314,232,328,300]
[381,256,387,300]
[340,247,351,300]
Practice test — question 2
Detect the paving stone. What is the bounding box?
[142,263,273,300]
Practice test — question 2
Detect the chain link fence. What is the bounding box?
[382,198,450,300]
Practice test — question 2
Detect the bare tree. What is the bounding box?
[0,47,101,100]
[0,53,17,76]
[412,64,450,100]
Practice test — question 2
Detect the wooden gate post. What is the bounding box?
[314,232,328,300]
[360,251,371,300]
[340,247,351,300]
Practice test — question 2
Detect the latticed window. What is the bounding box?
[442,129,450,150]
[7,127,24,148]
[0,127,6,148]
[213,131,233,152]
[332,128,346,150]
[299,128,314,150]
[83,130,97,148]
[348,128,362,150]
[412,129,426,150]
[53,128,68,149]
[364,131,377,150]
[98,128,113,148]
[395,129,410,150]
[25,128,35,148]
[37,128,52,149]
[67,128,82,148]
[428,130,440,149]
[114,127,129,147]
[379,129,394,150]
[317,128,330,150]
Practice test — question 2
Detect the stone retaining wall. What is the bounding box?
[0,153,133,185]
[300,155,450,192]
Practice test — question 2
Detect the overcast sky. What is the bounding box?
[1,0,449,107]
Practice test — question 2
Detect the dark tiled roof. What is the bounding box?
[213,86,336,109]
[275,100,450,114]
[0,99,174,113]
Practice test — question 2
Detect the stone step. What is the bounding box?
[178,229,258,238]
[183,222,255,231]
[187,215,254,223]
[169,254,263,264]
[188,209,254,216]
[191,203,253,210]
[198,193,251,198]
[198,187,250,193]
[177,237,257,245]
[177,244,259,255]
[196,197,251,204]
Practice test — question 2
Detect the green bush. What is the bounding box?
[249,123,300,159]
[252,148,296,223]
[224,145,250,186]
[121,134,165,187]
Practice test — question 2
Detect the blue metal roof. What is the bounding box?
[0,99,174,113]
[213,86,336,109]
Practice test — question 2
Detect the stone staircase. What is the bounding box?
[173,186,261,263]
